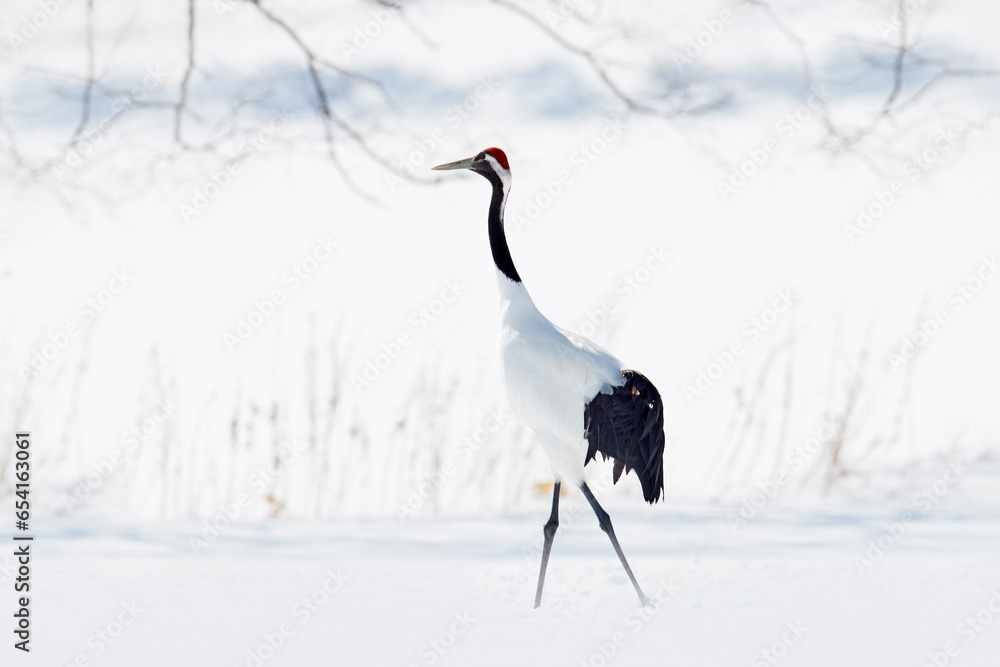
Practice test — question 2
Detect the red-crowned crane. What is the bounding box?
[433,147,665,608]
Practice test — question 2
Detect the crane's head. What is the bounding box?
[432,147,510,182]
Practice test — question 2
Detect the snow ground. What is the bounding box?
[2,0,999,517]
[22,480,1000,667]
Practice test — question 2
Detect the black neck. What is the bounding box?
[486,172,521,283]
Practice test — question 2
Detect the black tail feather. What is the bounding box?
[584,370,665,504]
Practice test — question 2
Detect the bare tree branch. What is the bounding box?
[1,0,996,217]
[174,0,196,148]
[68,0,96,145]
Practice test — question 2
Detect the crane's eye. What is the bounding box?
[631,386,640,396]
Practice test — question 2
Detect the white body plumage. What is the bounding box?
[496,274,624,485]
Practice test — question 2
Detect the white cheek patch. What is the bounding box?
[483,153,512,190]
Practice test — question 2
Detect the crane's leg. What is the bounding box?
[581,482,651,606]
[533,481,561,609]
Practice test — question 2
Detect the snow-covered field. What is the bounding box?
[2,0,999,663]
[22,477,1000,666]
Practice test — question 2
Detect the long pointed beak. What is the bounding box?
[432,155,476,171]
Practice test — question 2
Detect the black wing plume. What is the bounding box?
[584,370,665,504]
